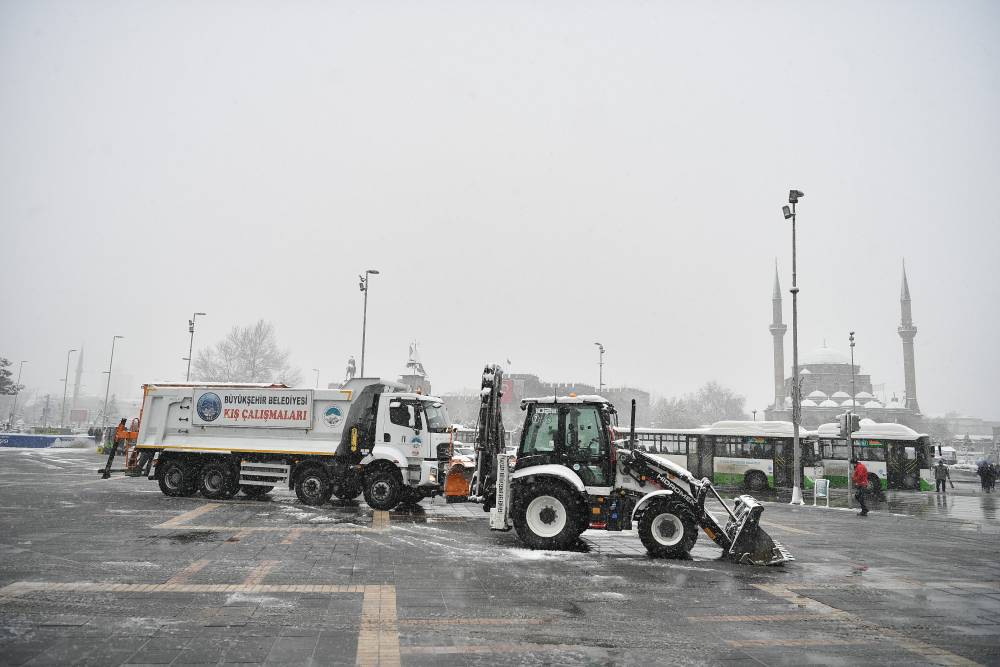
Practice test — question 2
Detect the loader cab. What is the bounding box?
[517,398,615,487]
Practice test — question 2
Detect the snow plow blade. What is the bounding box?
[722,495,794,565]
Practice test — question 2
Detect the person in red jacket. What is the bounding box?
[851,458,870,516]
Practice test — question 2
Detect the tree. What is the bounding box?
[192,320,301,385]
[652,381,748,428]
[0,358,24,395]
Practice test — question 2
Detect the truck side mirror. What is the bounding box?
[437,442,450,460]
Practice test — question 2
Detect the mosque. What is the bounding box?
[763,263,923,430]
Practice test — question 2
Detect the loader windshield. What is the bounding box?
[519,403,611,485]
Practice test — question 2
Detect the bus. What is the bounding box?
[812,419,932,491]
[614,421,818,492]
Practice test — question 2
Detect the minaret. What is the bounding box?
[769,263,787,409]
[897,262,920,413]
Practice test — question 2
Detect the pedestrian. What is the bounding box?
[933,458,951,493]
[113,418,128,455]
[851,458,870,516]
[986,463,997,493]
[976,460,990,492]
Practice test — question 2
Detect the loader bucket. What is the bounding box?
[723,495,794,566]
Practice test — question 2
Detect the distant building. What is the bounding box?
[765,263,923,430]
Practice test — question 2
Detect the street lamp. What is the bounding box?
[102,336,124,428]
[594,342,605,392]
[359,269,380,377]
[7,360,27,429]
[782,189,805,505]
[184,312,207,381]
[312,368,320,389]
[849,331,857,411]
[60,349,77,428]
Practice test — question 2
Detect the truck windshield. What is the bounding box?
[422,402,450,433]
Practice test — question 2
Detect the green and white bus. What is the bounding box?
[615,421,818,492]
[812,419,932,491]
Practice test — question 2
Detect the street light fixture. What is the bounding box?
[184,312,207,381]
[102,336,124,428]
[594,342,605,392]
[7,360,27,429]
[60,349,77,428]
[782,188,805,505]
[359,269,380,377]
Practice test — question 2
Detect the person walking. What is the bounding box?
[851,458,870,516]
[977,460,991,492]
[933,459,951,493]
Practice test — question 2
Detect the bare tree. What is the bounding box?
[652,381,748,428]
[192,320,301,385]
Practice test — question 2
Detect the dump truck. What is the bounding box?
[102,379,452,510]
[470,365,793,565]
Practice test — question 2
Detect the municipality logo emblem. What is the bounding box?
[324,406,343,427]
[196,392,222,422]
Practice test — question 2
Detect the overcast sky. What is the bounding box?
[2,1,998,420]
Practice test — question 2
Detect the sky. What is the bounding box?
[1,1,998,420]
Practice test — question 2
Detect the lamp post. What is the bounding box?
[594,342,605,392]
[849,332,857,411]
[60,348,77,428]
[359,269,379,377]
[781,189,805,505]
[102,336,124,428]
[313,368,320,389]
[184,312,207,381]
[7,360,27,429]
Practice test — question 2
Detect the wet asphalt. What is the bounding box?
[0,447,998,666]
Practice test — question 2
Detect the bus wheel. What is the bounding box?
[295,466,332,506]
[868,473,885,498]
[744,470,768,492]
[638,498,698,558]
[158,459,196,497]
[200,462,238,500]
[241,485,273,499]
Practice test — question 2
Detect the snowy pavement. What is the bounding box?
[0,448,998,665]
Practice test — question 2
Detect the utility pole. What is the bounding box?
[102,336,124,428]
[359,269,379,377]
[781,190,805,505]
[60,349,77,428]
[7,360,27,429]
[849,332,857,411]
[184,312,207,381]
[594,342,605,392]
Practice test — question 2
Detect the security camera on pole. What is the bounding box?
[781,189,805,505]
[594,342,605,392]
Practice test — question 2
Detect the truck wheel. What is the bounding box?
[331,478,363,501]
[638,498,698,558]
[512,480,585,550]
[240,485,273,499]
[200,462,238,500]
[363,468,403,511]
[158,460,196,497]
[744,470,768,492]
[295,467,333,506]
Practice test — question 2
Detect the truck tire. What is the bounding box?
[331,478,363,502]
[638,498,698,558]
[158,459,196,497]
[512,479,586,550]
[199,462,238,500]
[295,467,333,506]
[363,468,403,511]
[744,470,768,492]
[240,484,273,499]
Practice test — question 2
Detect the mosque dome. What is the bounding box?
[801,345,851,365]
[840,399,855,407]
[807,390,828,399]
[800,399,818,407]
[831,391,850,400]
[864,400,884,409]
[819,399,839,408]
[855,391,874,400]
[800,368,812,375]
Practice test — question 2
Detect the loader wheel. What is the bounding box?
[295,467,333,506]
[363,468,403,511]
[512,480,585,550]
[240,484,273,499]
[744,470,768,492]
[158,459,197,497]
[200,462,238,500]
[638,499,698,558]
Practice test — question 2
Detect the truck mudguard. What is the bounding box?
[510,464,586,493]
[630,489,676,522]
[359,444,408,470]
